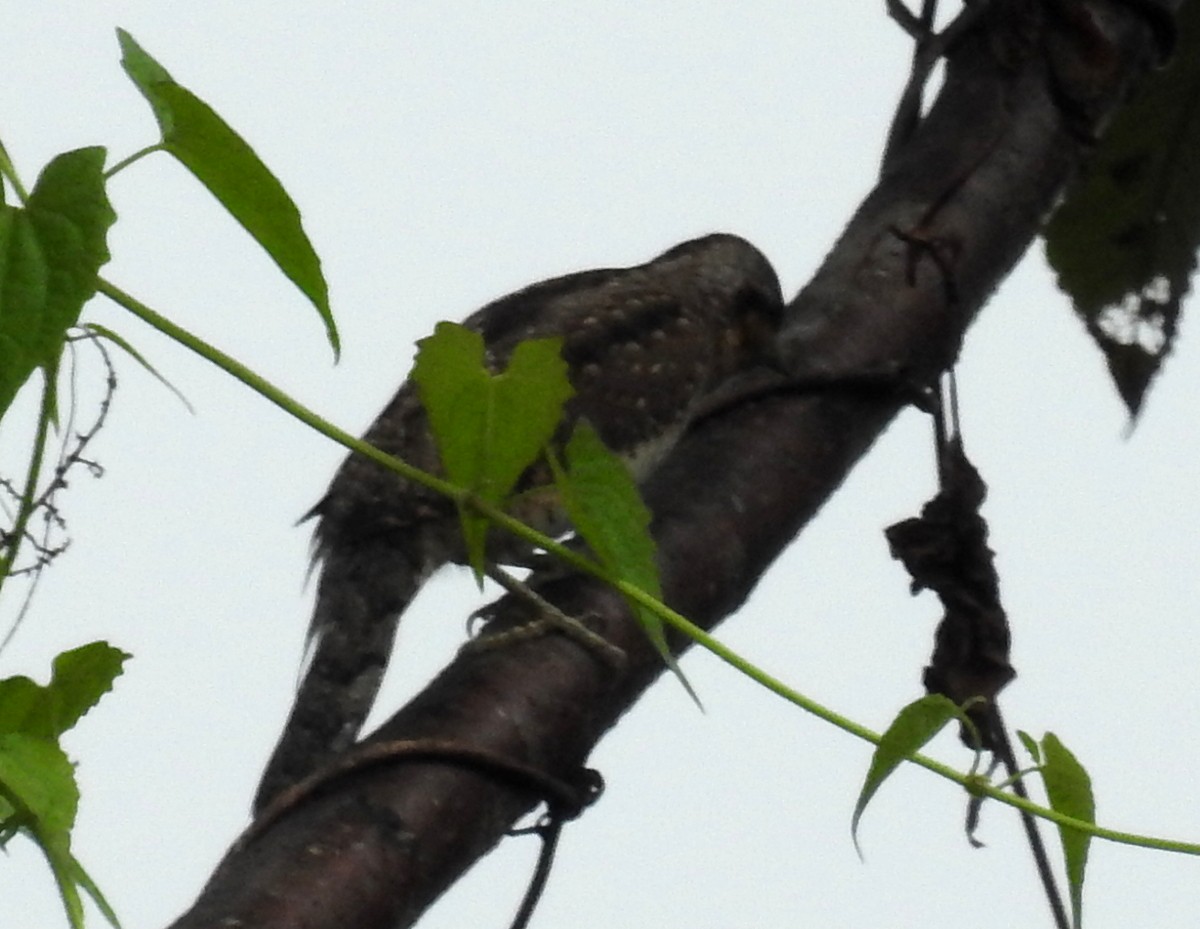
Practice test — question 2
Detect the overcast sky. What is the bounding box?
[3,5,1198,928]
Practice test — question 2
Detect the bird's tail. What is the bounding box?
[252,542,427,814]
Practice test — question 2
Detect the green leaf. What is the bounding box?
[0,734,96,929]
[0,677,46,737]
[116,28,336,356]
[1017,729,1042,764]
[851,694,959,856]
[1043,1,1200,417]
[0,147,114,419]
[412,321,572,576]
[413,322,488,463]
[490,338,574,495]
[1041,732,1095,929]
[0,795,15,841]
[24,149,113,353]
[46,642,130,735]
[0,643,128,739]
[553,421,698,704]
[557,422,659,596]
[413,323,492,570]
[0,733,78,840]
[0,647,126,927]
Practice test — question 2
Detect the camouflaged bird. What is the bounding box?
[253,233,784,812]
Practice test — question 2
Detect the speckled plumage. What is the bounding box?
[253,234,783,812]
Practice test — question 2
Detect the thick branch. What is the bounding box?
[167,4,1167,928]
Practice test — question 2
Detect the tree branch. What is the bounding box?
[166,3,1170,927]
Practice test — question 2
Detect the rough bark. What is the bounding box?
[166,3,1170,927]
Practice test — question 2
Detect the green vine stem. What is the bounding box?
[97,276,1200,861]
[96,278,600,578]
[641,598,1200,858]
[104,143,166,180]
[0,135,30,203]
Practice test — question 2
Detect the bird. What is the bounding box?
[253,233,784,813]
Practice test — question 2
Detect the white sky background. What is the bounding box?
[3,4,1198,928]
